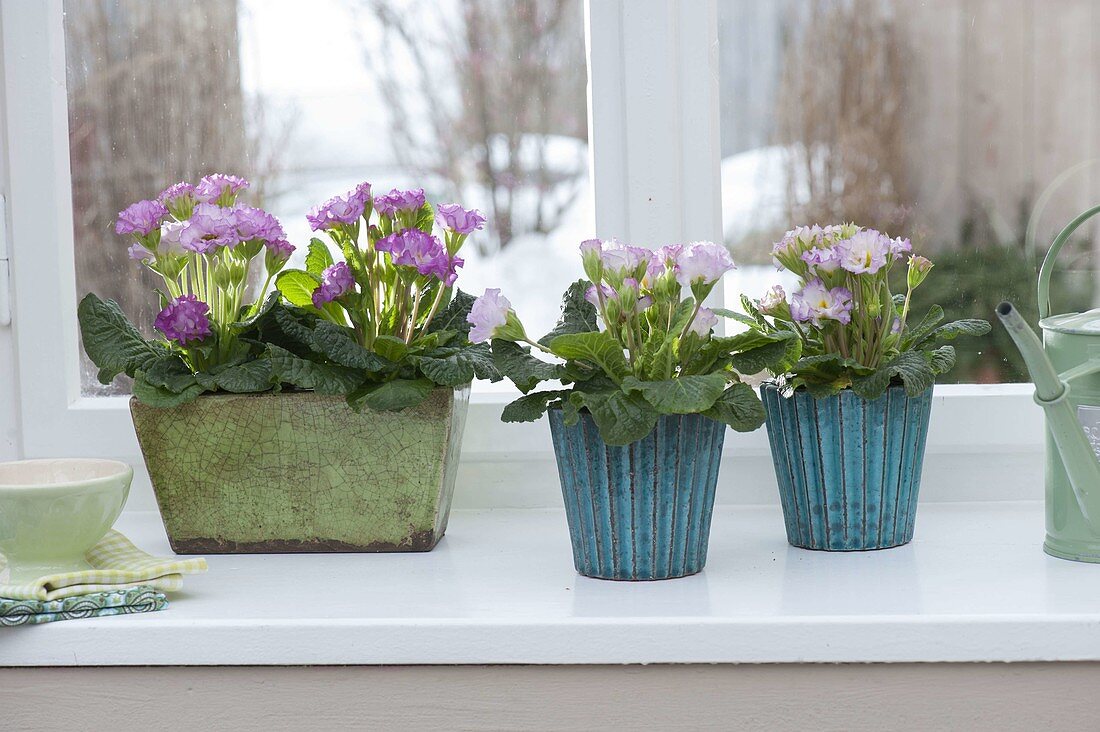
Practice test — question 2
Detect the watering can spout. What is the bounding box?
[997,301,1100,527]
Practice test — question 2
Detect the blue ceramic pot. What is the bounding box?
[760,384,933,551]
[547,410,725,580]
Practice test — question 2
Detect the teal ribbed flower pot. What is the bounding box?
[547,410,725,580]
[760,384,933,551]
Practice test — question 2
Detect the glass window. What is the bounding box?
[64,0,590,395]
[718,0,1095,383]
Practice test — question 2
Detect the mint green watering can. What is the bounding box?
[998,205,1100,562]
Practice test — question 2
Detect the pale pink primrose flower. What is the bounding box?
[759,285,787,315]
[467,288,513,343]
[791,279,853,325]
[675,241,736,288]
[687,307,719,337]
[836,229,890,275]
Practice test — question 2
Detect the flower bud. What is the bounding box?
[907,255,933,289]
[579,239,604,284]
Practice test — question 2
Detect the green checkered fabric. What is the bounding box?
[0,530,206,601]
[1,586,168,626]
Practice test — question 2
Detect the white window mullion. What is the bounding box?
[0,0,132,457]
[586,0,722,247]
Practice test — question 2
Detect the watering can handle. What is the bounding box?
[1038,204,1100,320]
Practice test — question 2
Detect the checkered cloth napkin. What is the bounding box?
[0,530,207,601]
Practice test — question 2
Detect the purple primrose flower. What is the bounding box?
[264,238,295,261]
[127,243,154,262]
[312,262,355,308]
[435,203,486,235]
[154,295,211,345]
[306,183,371,231]
[115,199,167,236]
[157,182,195,208]
[378,229,462,286]
[374,188,426,217]
[180,203,240,253]
[194,174,249,203]
[233,205,285,243]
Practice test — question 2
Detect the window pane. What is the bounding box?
[64,0,590,396]
[718,0,1095,383]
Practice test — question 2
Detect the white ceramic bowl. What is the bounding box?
[0,458,132,582]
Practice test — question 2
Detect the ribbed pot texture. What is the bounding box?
[547,410,725,580]
[760,384,933,551]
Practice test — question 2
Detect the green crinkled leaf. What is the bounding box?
[267,344,364,394]
[561,396,581,426]
[77,294,163,382]
[621,374,729,415]
[703,382,767,432]
[730,338,793,375]
[213,359,275,393]
[132,371,205,407]
[929,344,957,375]
[372,335,408,363]
[851,351,935,400]
[462,342,502,381]
[924,318,992,346]
[232,291,280,333]
[549,331,630,382]
[275,269,322,309]
[538,279,599,347]
[711,307,759,328]
[305,238,334,277]
[348,377,435,412]
[492,339,563,392]
[570,387,659,446]
[273,305,318,351]
[902,305,945,348]
[142,355,198,394]
[797,378,847,399]
[501,390,569,423]
[426,289,475,336]
[311,321,392,372]
[418,355,470,386]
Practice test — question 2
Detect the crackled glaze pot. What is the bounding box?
[131,387,468,554]
[760,384,932,551]
[547,409,725,581]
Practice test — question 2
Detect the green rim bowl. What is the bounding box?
[0,458,133,583]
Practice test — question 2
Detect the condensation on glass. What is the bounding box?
[717,0,1100,383]
[64,0,590,396]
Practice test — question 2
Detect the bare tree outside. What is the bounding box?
[64,0,298,394]
[774,0,912,238]
[354,0,588,256]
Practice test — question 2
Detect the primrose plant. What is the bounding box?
[469,239,793,446]
[79,174,300,404]
[79,175,500,411]
[271,185,501,411]
[746,224,991,398]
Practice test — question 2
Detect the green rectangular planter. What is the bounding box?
[130,386,469,554]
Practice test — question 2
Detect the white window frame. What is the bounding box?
[0,0,1042,468]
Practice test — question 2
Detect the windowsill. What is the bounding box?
[5,501,1100,667]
